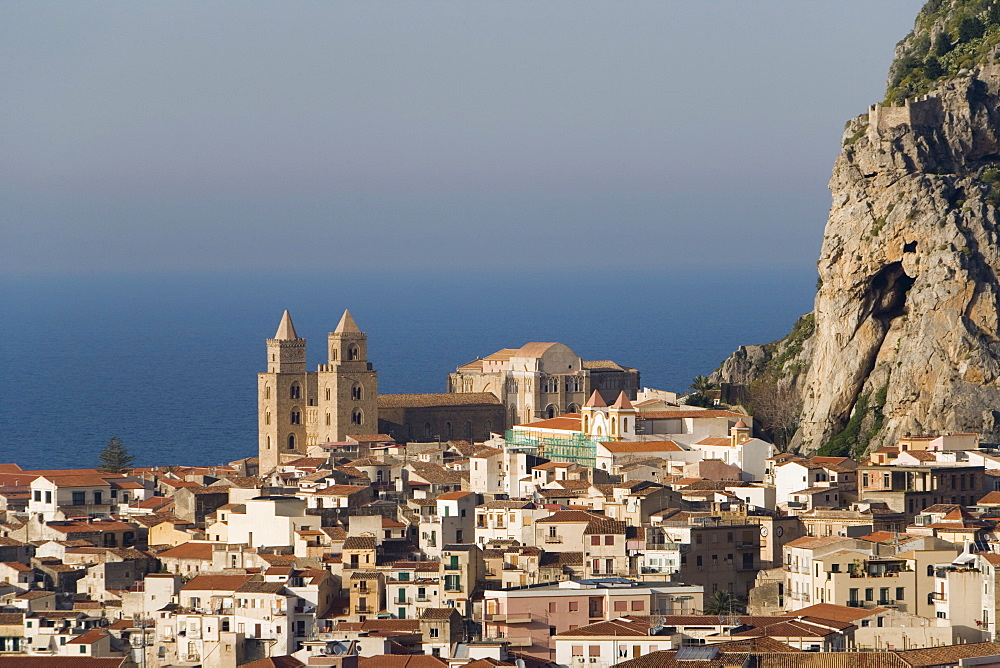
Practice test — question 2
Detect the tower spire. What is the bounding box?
[274,310,299,339]
[334,309,360,334]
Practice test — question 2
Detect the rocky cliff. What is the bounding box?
[716,1,1000,456]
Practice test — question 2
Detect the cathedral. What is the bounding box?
[257,310,504,473]
[258,310,378,473]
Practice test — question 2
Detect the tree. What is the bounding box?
[933,32,953,56]
[747,377,801,449]
[923,56,943,80]
[957,16,985,43]
[690,375,718,394]
[702,590,746,616]
[98,437,134,473]
[685,393,715,408]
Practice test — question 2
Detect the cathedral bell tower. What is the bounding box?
[259,310,309,473]
[315,310,378,444]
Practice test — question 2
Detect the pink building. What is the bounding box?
[481,580,702,660]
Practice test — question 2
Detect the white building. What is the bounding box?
[227,496,315,549]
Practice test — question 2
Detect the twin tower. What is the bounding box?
[258,309,378,473]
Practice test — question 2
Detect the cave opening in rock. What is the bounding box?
[904,241,917,253]
[870,261,915,323]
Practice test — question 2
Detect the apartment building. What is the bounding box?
[858,464,985,517]
[482,579,703,661]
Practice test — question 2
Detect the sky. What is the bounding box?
[2,1,926,276]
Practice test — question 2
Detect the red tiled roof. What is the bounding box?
[66,629,108,645]
[181,573,255,591]
[640,410,745,419]
[516,414,582,430]
[437,491,474,500]
[157,542,216,560]
[601,440,684,453]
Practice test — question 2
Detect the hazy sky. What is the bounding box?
[3,1,924,275]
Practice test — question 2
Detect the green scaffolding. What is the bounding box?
[504,430,598,468]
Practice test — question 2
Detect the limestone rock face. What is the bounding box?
[720,66,1000,452]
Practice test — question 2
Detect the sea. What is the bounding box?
[0,268,816,470]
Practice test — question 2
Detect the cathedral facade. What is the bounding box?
[447,342,639,427]
[258,310,378,473]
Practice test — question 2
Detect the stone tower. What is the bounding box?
[313,310,379,445]
[259,310,310,473]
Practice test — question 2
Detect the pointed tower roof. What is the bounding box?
[610,391,634,410]
[274,310,299,340]
[584,390,607,408]
[334,309,360,334]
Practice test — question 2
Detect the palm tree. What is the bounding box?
[702,590,746,616]
[690,375,718,394]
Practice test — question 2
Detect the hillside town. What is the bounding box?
[6,312,1000,668]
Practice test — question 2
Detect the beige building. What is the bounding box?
[448,342,639,427]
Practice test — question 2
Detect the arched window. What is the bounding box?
[610,417,617,434]
[465,421,473,439]
[325,413,331,426]
[266,435,271,449]
[546,405,556,419]
[424,422,433,439]
[287,434,296,450]
[485,420,492,433]
[331,349,338,361]
[445,422,453,439]
[352,409,363,425]
[582,415,589,431]
[291,409,301,425]
[325,387,331,401]
[509,406,516,425]
[290,383,301,400]
[376,469,384,482]
[623,418,629,432]
[567,403,580,413]
[348,345,360,361]
[265,411,271,425]
[352,384,363,400]
[265,386,271,399]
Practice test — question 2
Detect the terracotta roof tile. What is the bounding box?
[181,573,255,591]
[378,393,500,408]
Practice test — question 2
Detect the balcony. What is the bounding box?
[482,636,533,647]
[444,564,461,571]
[355,606,372,614]
[931,592,947,602]
[847,600,864,608]
[544,536,563,544]
[735,541,755,550]
[484,612,532,624]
